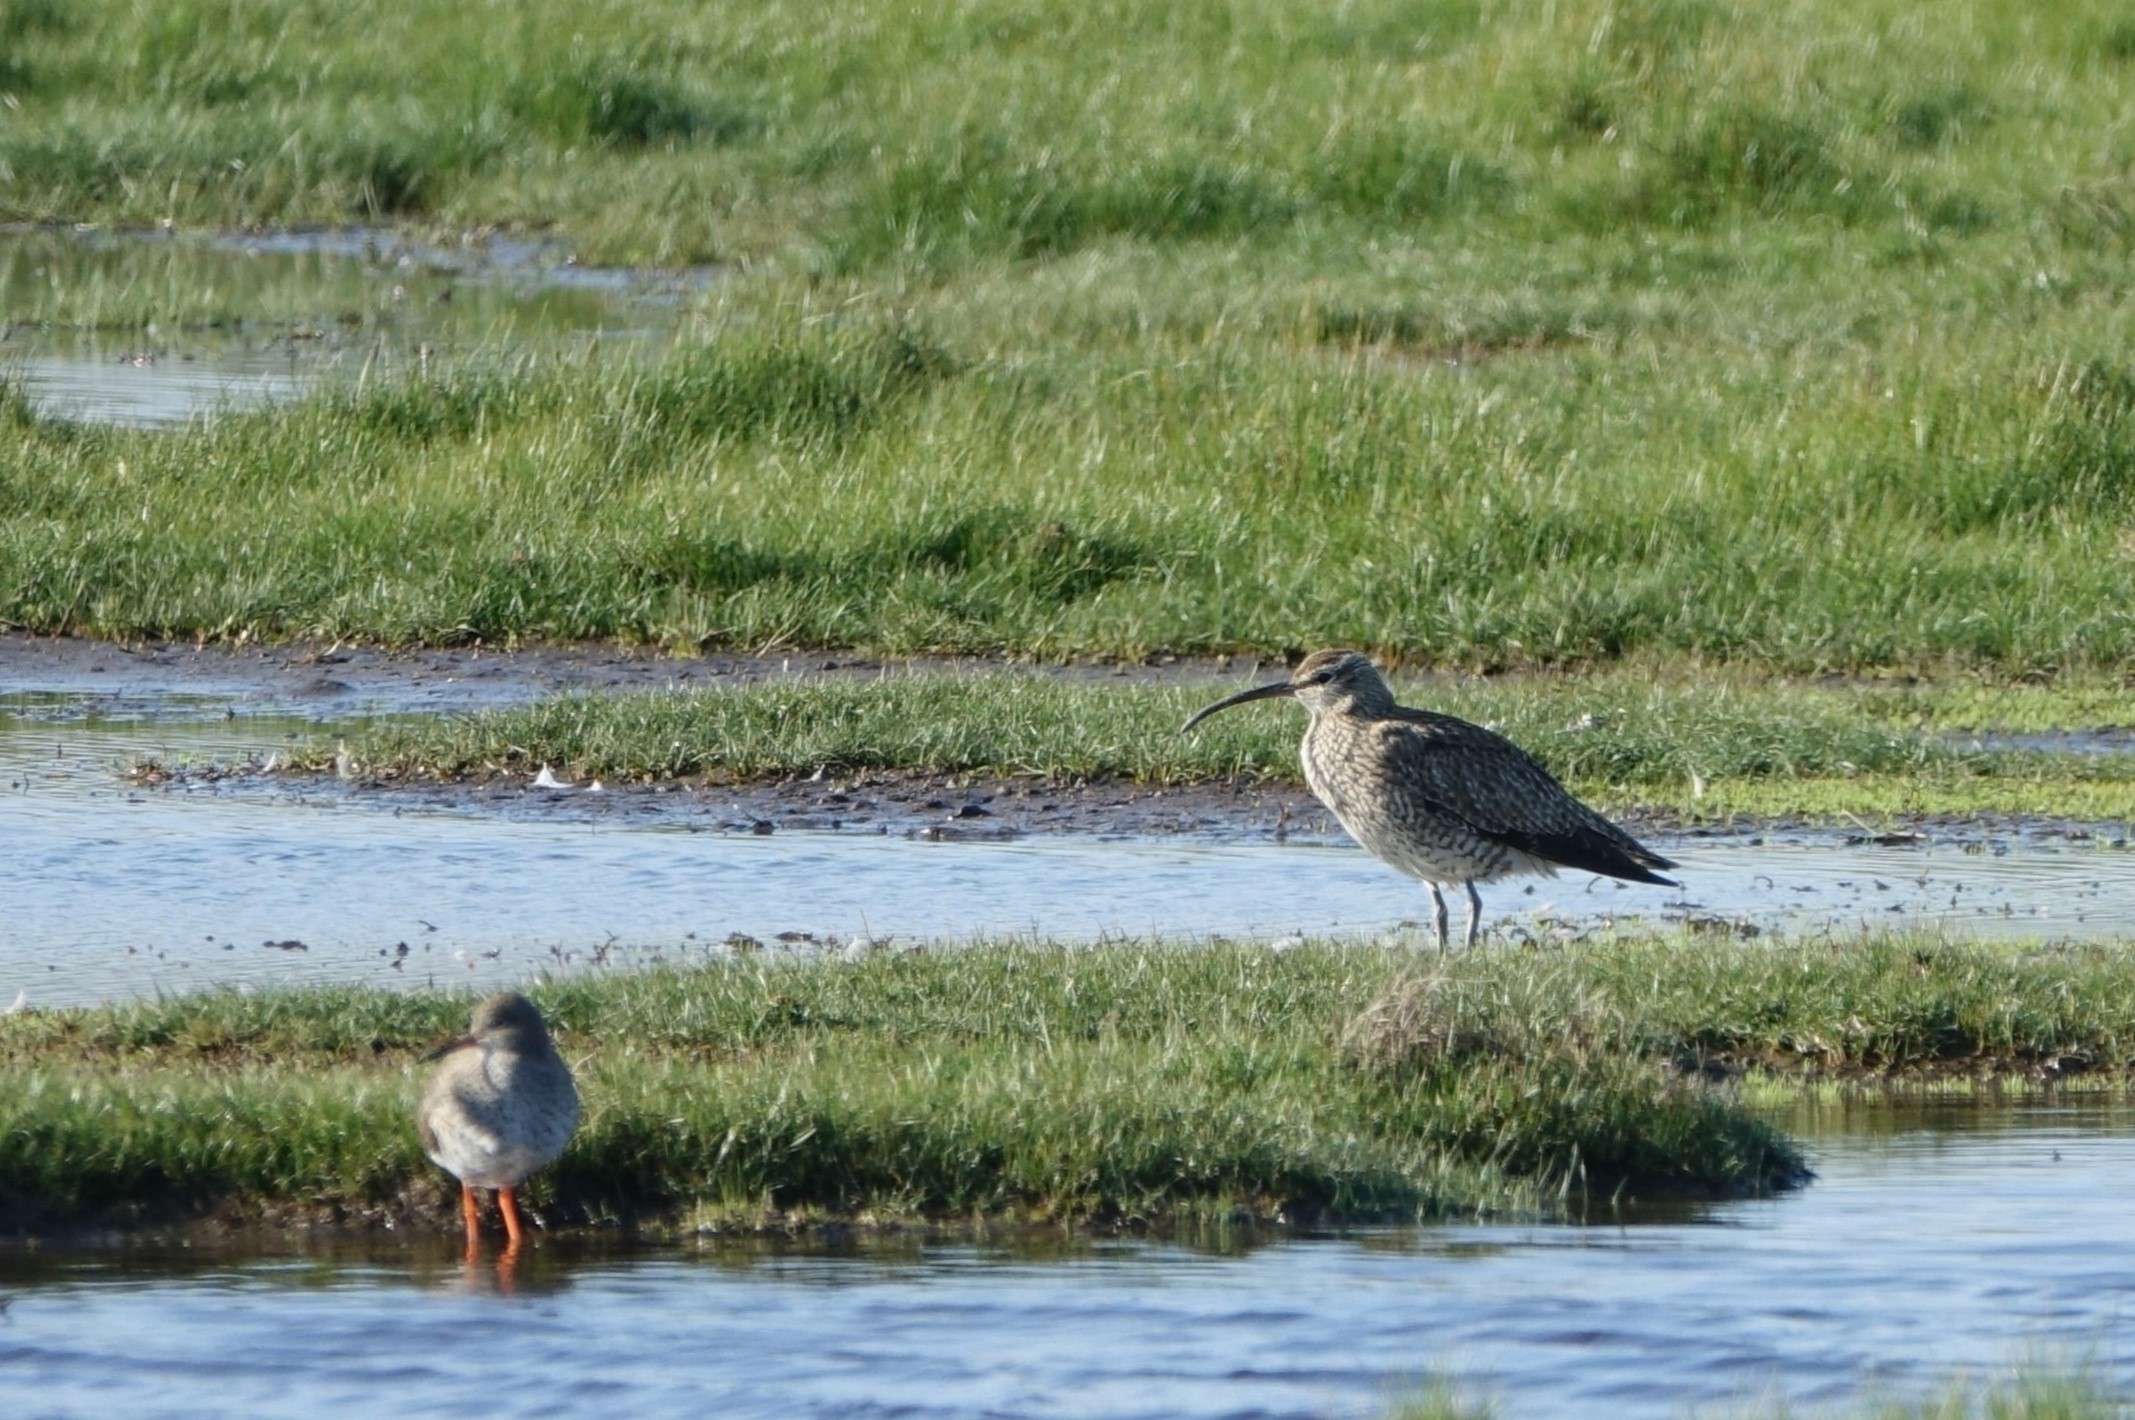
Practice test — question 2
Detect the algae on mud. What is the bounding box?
[9,932,2135,1240]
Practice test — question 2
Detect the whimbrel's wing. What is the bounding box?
[1373,712,1677,884]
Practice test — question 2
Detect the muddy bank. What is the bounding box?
[327,765,1332,842]
[265,762,2129,848]
[8,631,1332,838]
[14,632,2135,845]
[0,1186,1377,1252]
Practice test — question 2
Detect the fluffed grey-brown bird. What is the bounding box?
[417,991,579,1254]
[1183,649,1677,949]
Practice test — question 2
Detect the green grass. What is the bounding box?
[5,310,2135,669]
[0,3,2133,673]
[1383,1384,1495,1420]
[1873,1374,2131,1420]
[12,931,2135,1236]
[1,0,2129,270]
[1383,1369,2130,1419]
[313,665,2135,822]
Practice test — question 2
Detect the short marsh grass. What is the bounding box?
[1,4,2134,678]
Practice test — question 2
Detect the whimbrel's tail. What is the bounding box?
[1591,847,1678,888]
[1498,823,1678,888]
[1554,832,1665,888]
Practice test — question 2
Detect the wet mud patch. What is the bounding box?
[258,759,2132,850]
[0,632,1255,717]
[294,765,1330,843]
[0,224,715,427]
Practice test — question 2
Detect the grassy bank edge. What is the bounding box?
[7,933,2135,1242]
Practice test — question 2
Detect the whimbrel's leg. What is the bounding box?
[498,1185,526,1254]
[1464,882,1483,950]
[1428,884,1449,953]
[460,1183,482,1260]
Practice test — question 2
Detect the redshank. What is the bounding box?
[417,991,579,1254]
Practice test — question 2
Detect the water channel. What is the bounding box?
[4,1100,2132,1418]
[4,683,2133,1008]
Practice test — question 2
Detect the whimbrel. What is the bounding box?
[418,991,580,1256]
[1183,650,1677,949]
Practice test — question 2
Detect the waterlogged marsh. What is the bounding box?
[9,4,2135,1409]
[0,226,704,425]
[14,691,2135,1415]
[3,1101,2133,1419]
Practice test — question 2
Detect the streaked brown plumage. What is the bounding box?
[417,991,579,1255]
[1184,649,1677,950]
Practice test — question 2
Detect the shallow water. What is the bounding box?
[1960,729,2135,757]
[6,691,2135,1007]
[0,226,703,426]
[4,1100,2133,1419]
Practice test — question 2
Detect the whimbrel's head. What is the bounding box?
[428,991,558,1060]
[1180,649,1396,732]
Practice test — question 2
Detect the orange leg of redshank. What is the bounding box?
[498,1185,526,1255]
[459,1182,483,1258]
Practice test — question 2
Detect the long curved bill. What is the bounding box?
[1180,678,1295,733]
[422,1033,479,1062]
